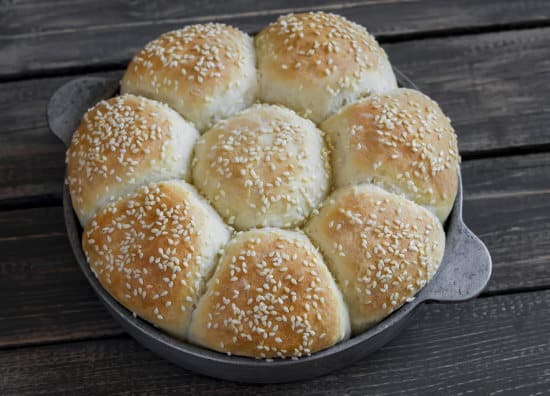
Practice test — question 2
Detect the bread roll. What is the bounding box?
[188,228,350,358]
[305,184,445,333]
[192,104,330,230]
[321,88,460,221]
[121,23,258,132]
[256,12,397,123]
[66,94,199,226]
[82,180,231,339]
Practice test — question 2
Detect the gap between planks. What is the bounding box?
[0,285,546,352]
[4,18,550,84]
[1,288,549,395]
[2,0,550,82]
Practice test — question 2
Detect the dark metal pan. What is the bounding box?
[48,69,492,383]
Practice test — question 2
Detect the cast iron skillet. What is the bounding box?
[47,69,492,383]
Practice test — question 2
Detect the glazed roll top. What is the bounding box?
[305,184,445,333]
[188,228,350,358]
[321,88,460,222]
[121,23,258,132]
[66,94,199,226]
[256,12,397,123]
[192,104,330,230]
[82,180,231,339]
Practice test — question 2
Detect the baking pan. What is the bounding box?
[47,69,492,383]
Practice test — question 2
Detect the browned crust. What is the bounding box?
[122,23,251,108]
[256,12,388,86]
[82,181,224,338]
[189,229,348,358]
[191,104,329,229]
[305,184,445,333]
[66,94,191,224]
[322,88,460,221]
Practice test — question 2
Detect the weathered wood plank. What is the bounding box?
[0,71,119,208]
[2,28,550,207]
[1,290,549,395]
[5,0,550,37]
[462,155,550,293]
[0,207,123,347]
[1,153,549,348]
[385,27,550,155]
[1,0,550,78]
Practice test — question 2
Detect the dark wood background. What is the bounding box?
[1,1,550,394]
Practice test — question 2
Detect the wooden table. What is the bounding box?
[1,1,550,394]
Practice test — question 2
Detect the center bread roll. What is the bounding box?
[188,228,350,358]
[305,184,445,333]
[82,180,231,339]
[192,104,330,230]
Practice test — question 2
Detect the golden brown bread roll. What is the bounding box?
[82,180,231,339]
[188,228,350,358]
[256,12,397,123]
[192,104,330,230]
[305,184,445,333]
[66,94,199,226]
[121,23,258,132]
[321,88,460,222]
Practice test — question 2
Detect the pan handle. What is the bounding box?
[394,67,419,90]
[419,173,492,303]
[47,76,119,147]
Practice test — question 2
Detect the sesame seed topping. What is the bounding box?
[128,23,245,94]
[66,94,198,224]
[193,105,329,230]
[193,229,343,358]
[307,185,444,332]
[82,181,226,336]
[326,89,459,218]
[259,12,385,83]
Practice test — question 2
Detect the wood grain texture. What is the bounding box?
[462,155,550,293]
[0,71,115,208]
[0,207,122,347]
[1,0,550,78]
[1,153,549,348]
[2,28,550,208]
[5,0,550,36]
[1,290,549,395]
[385,27,550,155]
